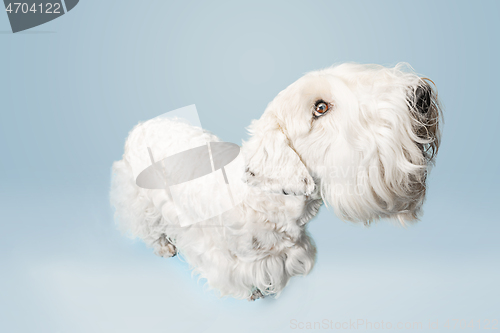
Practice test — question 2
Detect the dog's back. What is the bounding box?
[110,117,220,244]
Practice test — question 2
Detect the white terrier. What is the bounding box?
[110,63,442,301]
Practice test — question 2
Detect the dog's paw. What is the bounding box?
[244,169,315,196]
[247,288,264,301]
[154,234,177,258]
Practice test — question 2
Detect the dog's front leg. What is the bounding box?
[284,235,317,277]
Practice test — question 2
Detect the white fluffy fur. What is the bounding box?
[110,63,442,300]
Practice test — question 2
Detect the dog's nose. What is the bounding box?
[415,84,432,114]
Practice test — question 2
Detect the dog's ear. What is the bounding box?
[242,112,315,196]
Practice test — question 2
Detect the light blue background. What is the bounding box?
[1,1,499,332]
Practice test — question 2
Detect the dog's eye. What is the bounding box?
[314,101,330,117]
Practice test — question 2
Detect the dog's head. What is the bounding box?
[243,63,442,224]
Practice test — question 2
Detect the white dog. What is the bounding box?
[110,63,442,300]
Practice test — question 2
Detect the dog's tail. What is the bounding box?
[110,157,161,241]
